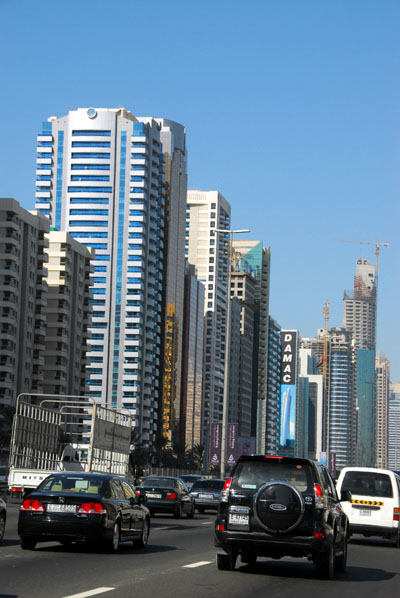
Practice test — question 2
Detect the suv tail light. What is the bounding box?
[220,478,232,503]
[20,498,45,513]
[77,502,106,514]
[314,483,324,509]
[394,508,399,522]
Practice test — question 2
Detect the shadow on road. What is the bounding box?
[238,559,398,582]
[31,542,179,555]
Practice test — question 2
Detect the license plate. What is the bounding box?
[359,509,371,516]
[229,513,249,525]
[47,504,77,513]
[199,493,213,499]
[146,493,162,499]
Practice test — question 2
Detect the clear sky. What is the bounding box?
[1,0,399,378]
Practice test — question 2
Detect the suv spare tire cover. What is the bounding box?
[254,481,305,533]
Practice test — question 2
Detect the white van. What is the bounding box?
[336,467,400,546]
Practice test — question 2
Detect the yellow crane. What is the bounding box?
[331,238,389,274]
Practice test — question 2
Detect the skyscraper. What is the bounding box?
[231,240,271,447]
[185,190,231,447]
[34,107,186,446]
[388,382,400,470]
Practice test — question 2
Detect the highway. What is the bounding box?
[1,502,400,598]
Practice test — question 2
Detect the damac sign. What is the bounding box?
[280,331,298,385]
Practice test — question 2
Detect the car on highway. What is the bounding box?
[178,474,204,490]
[0,497,6,543]
[336,466,400,546]
[190,479,225,513]
[17,472,150,552]
[215,454,350,579]
[138,475,195,518]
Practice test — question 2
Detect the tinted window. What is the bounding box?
[120,480,136,499]
[141,477,177,489]
[232,461,313,493]
[108,479,125,500]
[191,480,224,491]
[341,471,393,498]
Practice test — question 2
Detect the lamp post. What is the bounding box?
[215,228,250,479]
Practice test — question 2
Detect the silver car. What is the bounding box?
[190,479,225,513]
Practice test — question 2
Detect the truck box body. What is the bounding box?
[8,397,132,494]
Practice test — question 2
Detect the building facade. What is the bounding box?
[0,198,50,407]
[375,353,390,468]
[388,382,400,470]
[42,230,94,397]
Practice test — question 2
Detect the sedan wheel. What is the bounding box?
[105,521,120,553]
[187,504,195,519]
[173,503,183,519]
[134,519,150,548]
[20,536,37,550]
[0,513,5,543]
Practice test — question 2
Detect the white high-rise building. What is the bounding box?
[375,354,390,468]
[34,107,186,445]
[185,190,231,445]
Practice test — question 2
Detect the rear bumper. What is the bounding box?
[349,523,398,538]
[145,499,178,514]
[215,528,330,558]
[18,512,110,543]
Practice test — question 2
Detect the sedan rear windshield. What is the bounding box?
[231,461,313,493]
[36,475,105,494]
[341,471,393,498]
[191,480,224,491]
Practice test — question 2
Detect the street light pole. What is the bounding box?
[215,228,250,479]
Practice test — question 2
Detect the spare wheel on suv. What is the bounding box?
[254,481,305,533]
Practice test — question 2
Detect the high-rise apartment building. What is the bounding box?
[259,316,281,453]
[229,269,256,437]
[231,241,271,446]
[34,108,187,446]
[42,230,94,396]
[0,199,50,406]
[185,190,231,446]
[388,382,400,470]
[299,348,324,461]
[180,263,205,449]
[375,353,390,468]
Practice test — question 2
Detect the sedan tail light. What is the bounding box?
[20,498,45,513]
[77,502,106,514]
[166,492,177,500]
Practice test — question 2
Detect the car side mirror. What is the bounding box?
[340,489,352,502]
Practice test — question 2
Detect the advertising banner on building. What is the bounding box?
[279,330,298,452]
[209,423,222,467]
[238,436,256,456]
[226,423,238,468]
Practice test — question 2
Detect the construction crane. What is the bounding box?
[331,238,389,274]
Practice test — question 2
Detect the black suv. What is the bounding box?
[215,455,350,579]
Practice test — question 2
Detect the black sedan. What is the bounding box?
[18,472,150,552]
[138,476,195,518]
[190,479,225,513]
[0,497,6,543]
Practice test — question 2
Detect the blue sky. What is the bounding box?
[1,0,399,377]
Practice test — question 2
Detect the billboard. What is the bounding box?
[279,331,298,452]
[208,423,239,468]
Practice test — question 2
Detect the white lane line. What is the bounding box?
[201,521,212,525]
[63,588,115,598]
[183,561,213,568]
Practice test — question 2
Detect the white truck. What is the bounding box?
[8,394,133,496]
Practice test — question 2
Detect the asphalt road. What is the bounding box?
[1,502,400,598]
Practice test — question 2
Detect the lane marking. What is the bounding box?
[63,588,115,598]
[201,521,212,525]
[183,561,213,568]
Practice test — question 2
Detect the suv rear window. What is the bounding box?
[341,471,393,498]
[231,461,313,493]
[191,480,224,491]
